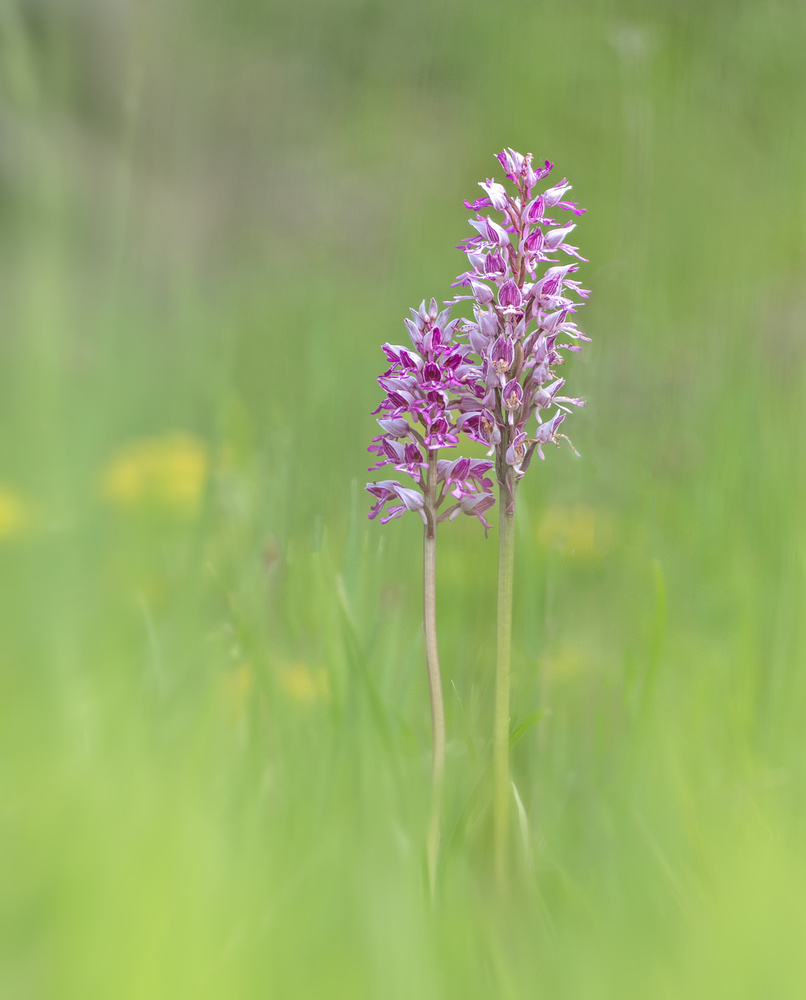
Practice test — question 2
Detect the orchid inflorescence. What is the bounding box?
[451,148,590,512]
[366,299,496,534]
[363,147,589,890]
[367,147,589,522]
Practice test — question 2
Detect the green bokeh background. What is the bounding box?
[1,0,805,996]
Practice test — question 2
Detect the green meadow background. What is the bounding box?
[1,0,805,995]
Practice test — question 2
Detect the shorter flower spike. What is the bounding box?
[366,301,495,530]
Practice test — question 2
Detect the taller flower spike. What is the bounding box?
[450,148,590,891]
[451,149,589,511]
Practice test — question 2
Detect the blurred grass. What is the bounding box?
[1,0,805,996]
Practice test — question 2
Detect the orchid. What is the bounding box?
[362,149,589,892]
[365,297,496,894]
[454,148,590,886]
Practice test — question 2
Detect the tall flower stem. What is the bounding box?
[493,474,516,890]
[423,449,446,895]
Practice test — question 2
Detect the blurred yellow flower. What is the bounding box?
[0,485,30,540]
[220,664,255,717]
[277,663,330,704]
[537,503,614,558]
[101,432,208,516]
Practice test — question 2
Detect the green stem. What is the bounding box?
[493,475,516,890]
[423,451,445,896]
